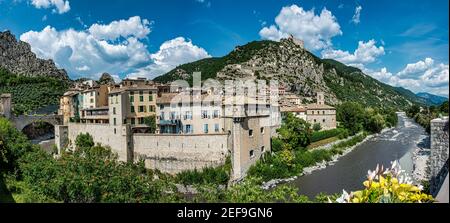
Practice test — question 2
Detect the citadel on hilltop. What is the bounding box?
[54,74,336,181]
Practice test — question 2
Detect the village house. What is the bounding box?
[55,76,276,181]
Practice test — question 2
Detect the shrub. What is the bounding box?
[311,128,345,142]
[313,123,321,132]
[175,156,231,185]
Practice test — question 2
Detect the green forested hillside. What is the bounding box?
[154,40,279,84]
[0,68,69,115]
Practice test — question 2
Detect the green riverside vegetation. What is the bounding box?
[406,101,449,133]
[247,102,397,182]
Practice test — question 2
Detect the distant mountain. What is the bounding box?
[0,30,69,80]
[154,37,428,110]
[416,92,448,106]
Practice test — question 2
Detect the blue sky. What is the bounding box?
[0,0,448,96]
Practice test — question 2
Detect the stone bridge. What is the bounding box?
[1,93,63,131]
[11,114,63,131]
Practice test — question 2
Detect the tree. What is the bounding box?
[75,133,94,149]
[143,115,157,133]
[277,113,311,149]
[337,102,365,135]
[364,114,385,133]
[440,101,449,114]
[313,123,321,132]
[407,105,421,117]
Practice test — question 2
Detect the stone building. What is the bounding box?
[305,92,336,130]
[56,78,274,182]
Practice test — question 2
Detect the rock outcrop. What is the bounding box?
[0,30,69,80]
[98,72,115,85]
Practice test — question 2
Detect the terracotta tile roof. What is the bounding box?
[306,103,335,110]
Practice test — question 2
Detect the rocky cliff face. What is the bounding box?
[216,37,336,103]
[0,30,69,80]
[98,72,115,85]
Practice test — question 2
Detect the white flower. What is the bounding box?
[336,190,351,203]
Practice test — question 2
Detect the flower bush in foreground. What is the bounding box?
[334,161,433,203]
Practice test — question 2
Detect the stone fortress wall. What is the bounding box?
[133,133,229,174]
[429,117,449,197]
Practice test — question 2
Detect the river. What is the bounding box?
[289,112,430,198]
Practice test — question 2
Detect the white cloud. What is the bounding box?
[351,6,362,24]
[20,24,152,80]
[259,4,342,50]
[397,57,434,78]
[127,37,211,79]
[88,16,151,40]
[321,39,385,64]
[30,0,70,14]
[364,59,449,97]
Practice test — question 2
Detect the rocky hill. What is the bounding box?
[155,36,427,109]
[98,72,115,85]
[0,30,69,80]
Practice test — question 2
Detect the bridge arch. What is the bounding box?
[12,115,62,131]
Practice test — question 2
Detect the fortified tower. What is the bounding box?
[317,92,325,105]
[0,94,12,119]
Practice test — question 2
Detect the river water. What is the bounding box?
[289,112,429,198]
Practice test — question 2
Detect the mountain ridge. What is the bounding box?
[154,37,428,110]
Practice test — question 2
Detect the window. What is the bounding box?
[323,111,325,115]
[139,95,144,102]
[249,150,255,158]
[130,96,134,103]
[203,124,209,134]
[130,91,134,95]
[90,98,94,103]
[213,110,220,118]
[323,119,326,123]
[113,107,116,115]
[139,106,145,113]
[149,95,153,101]
[149,105,155,112]
[113,118,116,126]
[249,129,254,137]
[160,112,165,120]
[138,117,144,125]
[115,96,118,104]
[139,91,143,95]
[185,125,193,134]
[314,119,317,123]
[90,92,93,96]
[202,110,208,119]
[261,146,265,153]
[260,127,265,134]
[114,128,117,134]
[170,112,176,120]
[185,111,192,120]
[160,104,164,110]
[214,124,220,133]
[131,118,135,125]
[131,106,135,113]
[110,97,113,104]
